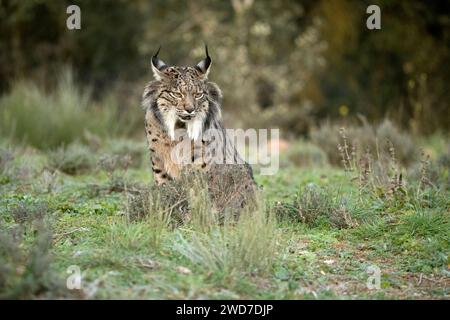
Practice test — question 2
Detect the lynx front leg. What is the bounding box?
[150,154,171,185]
[145,122,171,185]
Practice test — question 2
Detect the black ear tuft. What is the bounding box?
[154,46,161,57]
[151,46,168,80]
[195,44,212,76]
[151,46,168,71]
[205,45,210,60]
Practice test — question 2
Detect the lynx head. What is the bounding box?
[143,46,223,141]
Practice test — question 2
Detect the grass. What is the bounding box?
[0,135,448,300]
[0,88,448,299]
[173,203,279,277]
[0,70,136,150]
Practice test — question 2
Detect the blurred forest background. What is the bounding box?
[0,0,449,147]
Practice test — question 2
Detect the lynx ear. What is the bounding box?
[151,46,168,80]
[195,45,212,77]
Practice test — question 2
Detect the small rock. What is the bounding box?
[73,250,84,257]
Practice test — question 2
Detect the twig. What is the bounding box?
[421,275,440,283]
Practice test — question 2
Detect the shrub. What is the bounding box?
[275,184,358,228]
[0,70,120,150]
[48,143,97,175]
[335,133,449,211]
[408,148,450,191]
[0,202,71,299]
[127,183,187,226]
[10,201,49,225]
[310,119,418,167]
[284,141,329,168]
[127,164,257,225]
[103,139,147,169]
[375,120,418,165]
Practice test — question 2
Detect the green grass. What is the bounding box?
[0,71,136,150]
[0,138,448,300]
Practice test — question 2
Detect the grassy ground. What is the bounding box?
[0,138,449,300]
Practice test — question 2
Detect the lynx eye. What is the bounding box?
[194,92,204,100]
[169,92,183,99]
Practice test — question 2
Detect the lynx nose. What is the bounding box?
[184,105,195,114]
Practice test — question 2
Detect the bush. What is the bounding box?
[285,141,329,168]
[275,184,358,228]
[375,120,418,165]
[310,119,418,167]
[0,71,120,150]
[0,201,71,299]
[408,148,450,191]
[127,164,257,225]
[48,143,97,175]
[103,139,147,169]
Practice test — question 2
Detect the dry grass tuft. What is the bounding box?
[172,200,280,275]
[274,184,358,229]
[126,164,257,226]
